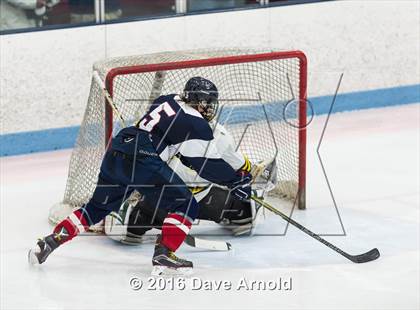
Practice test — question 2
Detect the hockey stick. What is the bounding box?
[93,71,127,127]
[251,196,380,263]
[184,235,232,251]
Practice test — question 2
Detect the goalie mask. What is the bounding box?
[182,77,219,122]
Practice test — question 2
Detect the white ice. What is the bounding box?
[1,104,419,310]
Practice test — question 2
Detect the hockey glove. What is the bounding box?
[230,171,252,202]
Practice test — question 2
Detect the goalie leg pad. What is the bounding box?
[221,189,266,236]
[198,186,252,223]
[127,199,167,236]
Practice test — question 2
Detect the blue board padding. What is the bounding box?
[0,126,80,156]
[310,84,420,115]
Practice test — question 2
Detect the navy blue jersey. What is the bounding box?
[114,94,240,186]
[137,94,213,154]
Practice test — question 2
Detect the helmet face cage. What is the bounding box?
[197,97,219,122]
[183,77,219,122]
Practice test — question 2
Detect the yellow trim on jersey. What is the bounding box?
[240,156,252,172]
[189,186,209,195]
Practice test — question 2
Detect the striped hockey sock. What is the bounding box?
[53,209,90,244]
[161,213,192,252]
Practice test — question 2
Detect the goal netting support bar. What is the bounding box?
[49,48,308,225]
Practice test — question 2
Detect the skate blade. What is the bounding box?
[28,248,40,265]
[151,265,193,277]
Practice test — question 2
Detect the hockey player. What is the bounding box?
[29,77,253,275]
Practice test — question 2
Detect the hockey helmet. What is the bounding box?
[182,77,219,122]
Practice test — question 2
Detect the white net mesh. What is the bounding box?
[49,48,306,224]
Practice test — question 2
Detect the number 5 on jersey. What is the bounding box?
[138,102,176,132]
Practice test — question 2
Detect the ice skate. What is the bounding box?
[28,234,60,265]
[151,235,193,276]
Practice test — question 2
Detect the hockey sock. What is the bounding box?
[53,209,89,245]
[161,213,192,252]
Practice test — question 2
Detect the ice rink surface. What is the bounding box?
[1,104,419,310]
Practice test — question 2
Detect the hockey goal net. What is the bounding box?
[49,48,307,224]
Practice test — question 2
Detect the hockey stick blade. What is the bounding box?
[251,196,380,264]
[184,235,232,251]
[347,248,380,263]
